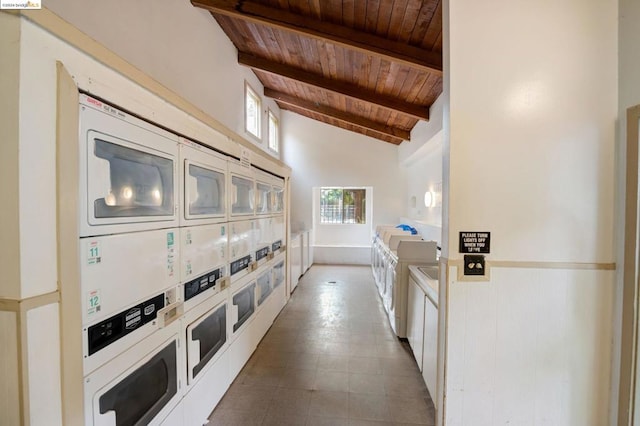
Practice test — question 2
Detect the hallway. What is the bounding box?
[209,265,436,425]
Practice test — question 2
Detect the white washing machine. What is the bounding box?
[228,160,255,219]
[255,264,273,312]
[270,215,285,255]
[254,217,273,267]
[229,275,257,341]
[386,241,438,338]
[179,139,228,226]
[78,94,179,237]
[228,273,258,379]
[180,223,229,312]
[80,228,181,375]
[271,176,285,214]
[229,220,257,282]
[83,317,184,426]
[183,290,229,388]
[271,255,287,317]
[255,169,272,216]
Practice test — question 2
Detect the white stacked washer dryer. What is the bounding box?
[78,94,185,426]
[77,94,289,426]
[178,139,233,426]
[228,160,257,283]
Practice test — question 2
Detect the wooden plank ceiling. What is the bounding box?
[192,0,442,145]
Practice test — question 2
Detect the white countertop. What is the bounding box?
[409,265,439,307]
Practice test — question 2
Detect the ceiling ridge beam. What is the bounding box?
[280,104,403,145]
[265,88,410,142]
[239,52,429,120]
[192,0,442,75]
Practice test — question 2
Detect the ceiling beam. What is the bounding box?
[240,53,429,121]
[281,104,404,145]
[191,0,442,75]
[265,88,410,143]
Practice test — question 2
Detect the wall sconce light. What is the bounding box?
[424,191,434,208]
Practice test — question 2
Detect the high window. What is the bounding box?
[320,187,367,224]
[244,82,261,140]
[268,110,279,153]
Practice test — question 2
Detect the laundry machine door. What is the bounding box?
[256,269,273,307]
[230,174,255,217]
[271,184,284,214]
[231,281,256,334]
[183,160,226,221]
[256,180,272,215]
[86,321,183,426]
[273,260,285,289]
[79,95,179,237]
[186,300,227,385]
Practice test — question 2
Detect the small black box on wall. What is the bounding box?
[464,255,485,276]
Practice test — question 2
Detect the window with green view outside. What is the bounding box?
[320,188,366,224]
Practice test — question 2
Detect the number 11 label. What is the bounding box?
[87,241,101,265]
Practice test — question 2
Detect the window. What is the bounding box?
[320,187,366,224]
[245,82,261,139]
[268,110,279,153]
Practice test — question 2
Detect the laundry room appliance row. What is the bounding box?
[77,94,287,425]
[371,226,437,338]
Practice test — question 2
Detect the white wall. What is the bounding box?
[442,0,617,425]
[397,97,444,246]
[46,0,281,158]
[282,111,406,263]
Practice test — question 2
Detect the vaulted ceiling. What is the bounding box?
[192,0,443,145]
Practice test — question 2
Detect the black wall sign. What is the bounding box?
[459,232,491,254]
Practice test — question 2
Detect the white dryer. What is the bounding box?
[254,168,272,216]
[83,317,184,426]
[181,288,231,426]
[271,176,285,214]
[179,139,228,226]
[78,94,179,237]
[228,160,255,219]
[254,217,273,267]
[270,215,285,256]
[80,228,181,375]
[229,220,257,282]
[180,223,229,312]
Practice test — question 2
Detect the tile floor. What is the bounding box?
[208,265,436,426]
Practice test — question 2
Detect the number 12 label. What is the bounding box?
[87,289,101,316]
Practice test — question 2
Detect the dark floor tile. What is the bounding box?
[386,397,436,425]
[315,371,349,392]
[307,416,350,426]
[208,408,266,426]
[278,368,317,390]
[348,393,390,421]
[308,390,349,418]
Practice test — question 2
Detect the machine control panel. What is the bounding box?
[255,246,270,262]
[87,293,165,356]
[230,255,252,276]
[184,267,225,301]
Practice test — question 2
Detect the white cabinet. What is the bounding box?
[423,294,438,397]
[407,266,439,400]
[407,276,426,371]
[302,231,309,273]
[290,233,302,292]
